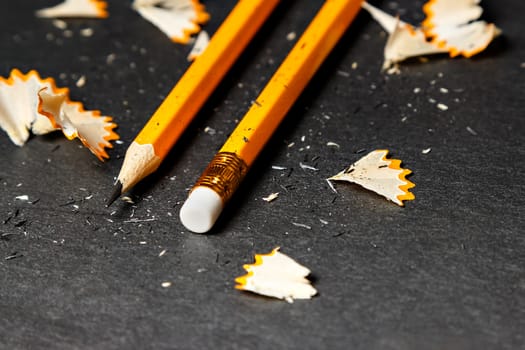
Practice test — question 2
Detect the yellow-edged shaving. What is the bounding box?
[422,0,500,58]
[362,0,500,70]
[132,0,209,44]
[328,149,415,206]
[36,0,108,18]
[38,89,118,161]
[384,20,448,72]
[235,247,317,303]
[0,69,118,161]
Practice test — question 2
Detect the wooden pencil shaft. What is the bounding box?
[220,0,363,166]
[135,0,281,160]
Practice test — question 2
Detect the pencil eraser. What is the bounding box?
[180,186,223,233]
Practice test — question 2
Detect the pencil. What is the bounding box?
[179,0,364,233]
[108,0,281,205]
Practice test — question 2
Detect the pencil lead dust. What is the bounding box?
[292,222,312,229]
[299,162,318,171]
[326,141,340,148]
[466,126,478,135]
[80,28,94,37]
[5,252,24,260]
[52,19,68,29]
[75,75,86,87]
[262,192,279,202]
[123,218,156,223]
[437,103,448,111]
[326,178,337,193]
[203,126,216,135]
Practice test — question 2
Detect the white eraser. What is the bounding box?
[180,186,223,233]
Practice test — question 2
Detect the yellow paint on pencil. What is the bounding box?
[221,0,363,165]
[220,0,363,166]
[135,0,281,160]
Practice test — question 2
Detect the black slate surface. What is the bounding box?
[1,1,524,349]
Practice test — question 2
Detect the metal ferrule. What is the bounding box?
[193,152,248,203]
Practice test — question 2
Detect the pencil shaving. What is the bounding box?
[0,69,61,145]
[187,30,209,61]
[362,0,500,71]
[38,89,118,161]
[384,20,448,72]
[0,69,118,161]
[132,0,209,44]
[328,150,415,206]
[361,2,406,34]
[36,0,109,18]
[422,0,500,58]
[235,247,317,303]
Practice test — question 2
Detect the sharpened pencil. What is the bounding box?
[179,0,364,233]
[108,0,281,205]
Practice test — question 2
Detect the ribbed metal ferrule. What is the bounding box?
[193,152,248,203]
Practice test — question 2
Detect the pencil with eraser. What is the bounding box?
[180,0,364,233]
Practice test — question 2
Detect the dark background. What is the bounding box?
[1,1,524,349]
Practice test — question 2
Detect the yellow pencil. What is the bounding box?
[108,0,281,205]
[180,0,364,233]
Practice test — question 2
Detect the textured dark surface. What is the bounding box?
[1,0,524,349]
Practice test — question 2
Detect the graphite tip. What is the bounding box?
[106,180,123,207]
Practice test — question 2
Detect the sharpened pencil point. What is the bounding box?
[106,181,123,207]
